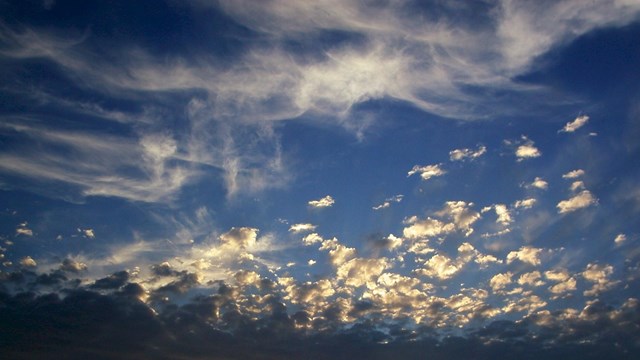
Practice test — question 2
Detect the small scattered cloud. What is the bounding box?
[16,227,33,236]
[515,136,541,161]
[614,233,627,246]
[407,164,446,181]
[557,190,598,214]
[559,115,589,133]
[513,198,537,209]
[289,223,317,233]
[308,195,335,208]
[19,256,37,267]
[562,169,585,179]
[582,263,619,296]
[528,177,548,190]
[449,145,487,161]
[372,194,403,210]
[494,204,512,226]
[570,181,585,192]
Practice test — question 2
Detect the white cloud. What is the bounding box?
[302,233,323,246]
[403,217,454,240]
[517,271,545,287]
[337,257,389,288]
[449,145,487,161]
[560,115,589,133]
[16,227,33,236]
[562,169,585,179]
[308,195,335,208]
[529,177,548,190]
[570,181,585,192]
[407,164,446,181]
[418,254,460,280]
[514,198,537,209]
[582,263,620,296]
[557,190,598,213]
[548,277,577,295]
[19,256,37,267]
[494,204,512,226]
[490,272,513,292]
[435,201,481,237]
[372,194,403,210]
[506,246,543,266]
[289,223,317,233]
[515,136,541,161]
[614,233,627,245]
[544,269,571,282]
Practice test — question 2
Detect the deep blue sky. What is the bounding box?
[1,1,640,358]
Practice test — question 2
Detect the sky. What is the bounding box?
[1,0,640,358]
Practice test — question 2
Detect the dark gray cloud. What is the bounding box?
[3,266,638,360]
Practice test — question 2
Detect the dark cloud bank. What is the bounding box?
[1,268,639,359]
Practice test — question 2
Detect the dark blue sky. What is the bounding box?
[1,1,640,358]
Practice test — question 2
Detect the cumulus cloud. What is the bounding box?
[528,177,548,190]
[308,195,335,208]
[289,223,317,233]
[515,136,541,161]
[435,201,482,237]
[506,246,543,266]
[557,190,598,213]
[449,145,487,161]
[562,169,585,179]
[560,115,589,133]
[513,198,537,209]
[494,204,512,226]
[417,254,461,280]
[19,256,37,267]
[490,272,513,292]
[517,271,545,287]
[403,216,454,240]
[548,277,577,295]
[582,263,620,296]
[407,164,446,181]
[302,233,324,245]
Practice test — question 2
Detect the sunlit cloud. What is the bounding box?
[308,195,335,208]
[407,164,446,181]
[557,190,598,213]
[449,145,487,161]
[559,115,589,133]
